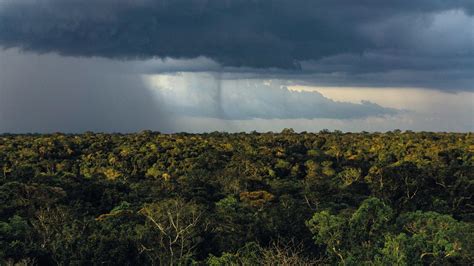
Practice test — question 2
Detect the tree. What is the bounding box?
[138,199,206,265]
[306,210,347,264]
[306,197,393,264]
[0,215,35,264]
[378,211,474,265]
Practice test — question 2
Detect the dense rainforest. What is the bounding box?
[0,130,473,265]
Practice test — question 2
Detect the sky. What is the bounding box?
[0,0,473,133]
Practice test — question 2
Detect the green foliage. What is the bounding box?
[307,198,473,265]
[306,197,393,264]
[349,197,393,242]
[0,131,472,264]
[306,210,346,259]
[385,211,474,265]
[0,215,33,261]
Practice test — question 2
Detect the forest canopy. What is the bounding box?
[0,130,473,265]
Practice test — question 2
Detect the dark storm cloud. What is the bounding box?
[0,49,173,133]
[0,0,472,70]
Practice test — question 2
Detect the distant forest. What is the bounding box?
[1,130,473,265]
